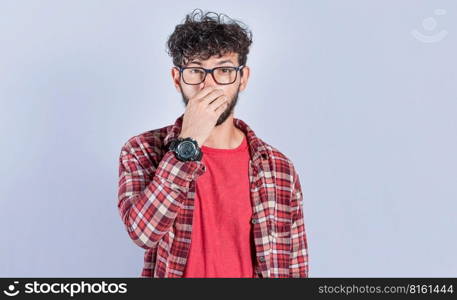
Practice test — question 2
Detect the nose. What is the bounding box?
[199,70,217,88]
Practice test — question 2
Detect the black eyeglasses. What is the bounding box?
[176,65,245,85]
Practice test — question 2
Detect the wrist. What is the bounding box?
[178,134,203,147]
[169,136,203,162]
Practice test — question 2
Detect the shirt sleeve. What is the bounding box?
[117,139,205,249]
[289,171,310,277]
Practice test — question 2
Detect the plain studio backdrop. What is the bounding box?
[0,0,456,277]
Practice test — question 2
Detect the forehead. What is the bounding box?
[187,52,239,65]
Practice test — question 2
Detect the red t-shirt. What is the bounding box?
[182,134,254,278]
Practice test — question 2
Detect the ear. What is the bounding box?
[171,67,181,92]
[238,66,250,92]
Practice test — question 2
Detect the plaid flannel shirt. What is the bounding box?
[117,114,309,278]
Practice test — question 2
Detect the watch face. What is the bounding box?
[177,140,196,159]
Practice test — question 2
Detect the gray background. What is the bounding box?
[1,0,456,277]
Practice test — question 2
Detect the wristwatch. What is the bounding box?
[167,137,203,162]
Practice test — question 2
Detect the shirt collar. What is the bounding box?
[163,113,269,162]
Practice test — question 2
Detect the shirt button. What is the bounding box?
[251,218,258,224]
[259,256,265,262]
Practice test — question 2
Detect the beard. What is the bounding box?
[180,84,240,126]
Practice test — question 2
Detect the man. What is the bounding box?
[117,9,309,278]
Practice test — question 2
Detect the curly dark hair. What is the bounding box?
[166,9,253,68]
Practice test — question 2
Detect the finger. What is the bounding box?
[214,100,229,114]
[199,89,225,104]
[193,87,222,102]
[208,95,228,110]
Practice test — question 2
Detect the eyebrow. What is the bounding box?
[188,59,236,66]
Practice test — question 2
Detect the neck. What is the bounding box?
[202,114,245,149]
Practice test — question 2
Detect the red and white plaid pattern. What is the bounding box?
[118,114,309,278]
